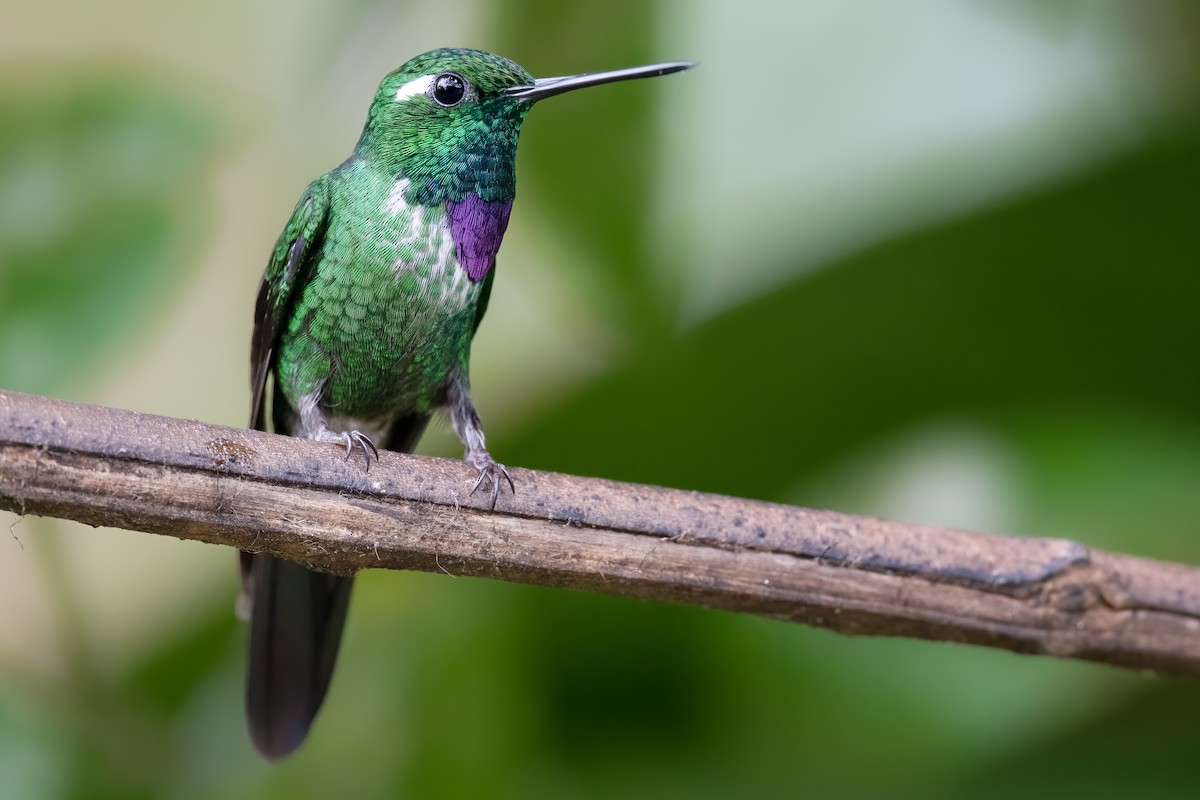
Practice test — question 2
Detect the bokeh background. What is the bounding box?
[2,1,1199,797]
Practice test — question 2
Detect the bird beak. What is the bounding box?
[504,61,693,102]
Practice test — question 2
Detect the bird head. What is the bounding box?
[358,47,691,205]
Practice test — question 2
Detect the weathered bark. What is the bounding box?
[2,389,1198,675]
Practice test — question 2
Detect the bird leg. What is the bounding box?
[297,390,379,468]
[447,371,514,507]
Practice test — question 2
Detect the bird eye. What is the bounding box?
[432,73,467,107]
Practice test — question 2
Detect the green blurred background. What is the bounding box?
[2,1,1199,797]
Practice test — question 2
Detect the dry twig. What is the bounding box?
[2,389,1198,675]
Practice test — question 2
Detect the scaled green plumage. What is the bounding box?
[272,166,484,421]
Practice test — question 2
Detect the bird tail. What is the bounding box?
[244,554,352,761]
[241,412,429,760]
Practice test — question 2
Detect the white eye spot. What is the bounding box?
[394,74,435,103]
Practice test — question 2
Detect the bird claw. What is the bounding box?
[469,456,514,509]
[343,430,379,469]
[317,428,378,470]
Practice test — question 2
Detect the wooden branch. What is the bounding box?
[2,389,1198,676]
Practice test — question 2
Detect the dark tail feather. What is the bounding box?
[241,411,428,759]
[244,554,353,761]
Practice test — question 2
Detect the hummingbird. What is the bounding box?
[244,47,691,760]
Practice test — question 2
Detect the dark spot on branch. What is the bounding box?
[206,438,256,469]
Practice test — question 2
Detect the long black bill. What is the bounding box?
[504,61,693,102]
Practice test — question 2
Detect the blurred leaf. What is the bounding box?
[501,119,1200,506]
[496,0,676,333]
[1005,408,1200,561]
[936,681,1200,800]
[0,66,218,394]
[0,685,70,800]
[116,600,240,720]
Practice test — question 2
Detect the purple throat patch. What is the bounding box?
[445,194,513,282]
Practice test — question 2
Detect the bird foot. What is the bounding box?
[468,452,514,508]
[315,427,379,470]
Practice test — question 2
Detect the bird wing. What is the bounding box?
[244,177,342,760]
[472,268,495,336]
[249,177,332,431]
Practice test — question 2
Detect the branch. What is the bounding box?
[2,389,1198,676]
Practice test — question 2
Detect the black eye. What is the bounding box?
[432,73,467,107]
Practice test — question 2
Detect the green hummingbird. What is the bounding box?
[245,47,690,760]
